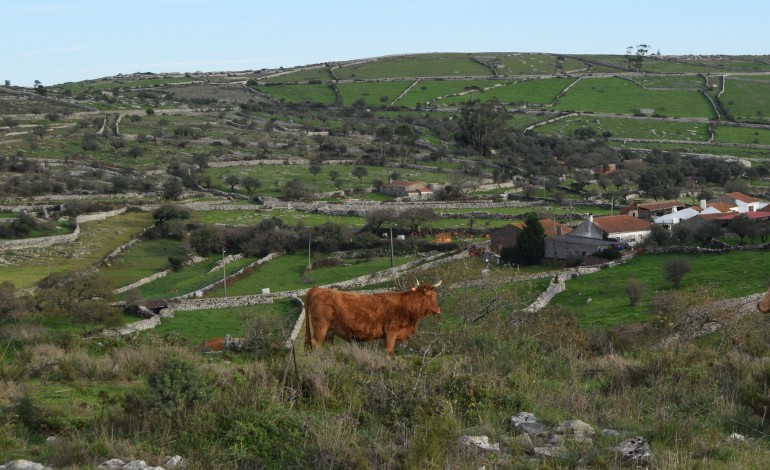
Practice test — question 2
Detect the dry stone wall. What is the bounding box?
[0,207,126,251]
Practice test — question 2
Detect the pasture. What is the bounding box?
[333,54,493,80]
[438,77,575,107]
[721,78,770,123]
[336,81,413,107]
[253,83,337,106]
[551,251,770,328]
[535,114,711,141]
[555,76,717,118]
[0,211,152,288]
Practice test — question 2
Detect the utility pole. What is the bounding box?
[390,224,395,268]
[222,247,227,298]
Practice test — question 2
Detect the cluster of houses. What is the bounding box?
[488,192,770,262]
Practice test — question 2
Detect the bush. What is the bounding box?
[124,356,216,424]
[663,257,692,288]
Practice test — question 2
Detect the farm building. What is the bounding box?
[489,218,571,253]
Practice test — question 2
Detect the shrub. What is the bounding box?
[663,257,692,288]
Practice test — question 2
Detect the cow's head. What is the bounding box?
[759,286,770,313]
[412,280,442,316]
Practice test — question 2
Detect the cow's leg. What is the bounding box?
[311,321,330,350]
[384,333,398,359]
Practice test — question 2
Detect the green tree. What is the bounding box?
[351,166,368,180]
[189,226,224,257]
[455,98,508,156]
[242,176,262,194]
[224,174,240,192]
[162,178,184,200]
[514,213,545,265]
[663,257,692,288]
[729,214,758,245]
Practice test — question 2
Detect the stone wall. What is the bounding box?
[115,270,170,294]
[0,207,127,251]
[100,316,161,337]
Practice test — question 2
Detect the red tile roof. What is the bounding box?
[592,215,652,234]
[725,192,758,203]
[637,200,685,211]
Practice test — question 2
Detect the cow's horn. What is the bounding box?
[434,280,442,288]
[415,278,420,287]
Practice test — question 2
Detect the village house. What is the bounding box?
[709,191,765,213]
[380,180,434,199]
[654,199,736,226]
[545,214,651,260]
[489,218,572,253]
[636,200,687,220]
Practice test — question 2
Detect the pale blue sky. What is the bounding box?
[1,0,768,86]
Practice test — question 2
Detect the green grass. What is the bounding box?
[261,66,334,83]
[396,79,507,107]
[337,81,413,107]
[535,114,710,141]
[555,76,716,118]
[205,253,412,296]
[551,251,770,328]
[0,211,152,288]
[439,77,575,107]
[722,78,770,123]
[189,209,366,228]
[135,255,258,299]
[149,301,298,344]
[254,83,337,105]
[334,53,493,80]
[101,238,188,288]
[713,125,770,145]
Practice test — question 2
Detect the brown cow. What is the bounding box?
[759,286,770,313]
[304,281,442,358]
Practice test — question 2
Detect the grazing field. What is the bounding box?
[713,125,770,145]
[721,78,770,123]
[205,253,412,297]
[334,54,493,80]
[0,211,152,288]
[134,255,258,299]
[252,83,337,105]
[551,251,770,328]
[149,300,298,344]
[535,114,711,141]
[397,79,507,106]
[632,74,707,90]
[336,81,412,107]
[555,77,716,118]
[101,238,188,288]
[261,66,334,83]
[438,77,574,106]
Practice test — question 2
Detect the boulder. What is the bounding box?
[553,419,595,443]
[509,412,549,437]
[0,461,52,470]
[459,435,500,452]
[614,436,651,465]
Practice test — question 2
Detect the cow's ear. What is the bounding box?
[409,286,416,291]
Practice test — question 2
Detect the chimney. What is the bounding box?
[587,213,593,222]
[700,199,706,210]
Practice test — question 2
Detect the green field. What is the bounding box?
[253,83,337,105]
[149,300,298,344]
[261,66,334,83]
[555,76,716,118]
[134,255,258,299]
[722,78,770,123]
[205,253,412,297]
[536,114,711,141]
[102,238,188,288]
[551,251,770,328]
[438,77,575,107]
[334,54,493,80]
[336,81,413,107]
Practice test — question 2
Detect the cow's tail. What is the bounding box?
[304,289,314,350]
